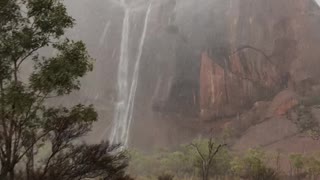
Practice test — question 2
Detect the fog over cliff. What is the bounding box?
[46,0,320,150]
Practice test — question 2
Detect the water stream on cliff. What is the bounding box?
[109,0,152,147]
[61,0,320,150]
[99,21,111,47]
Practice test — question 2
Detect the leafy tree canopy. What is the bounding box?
[0,0,129,179]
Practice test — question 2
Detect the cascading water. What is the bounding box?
[99,21,111,46]
[124,3,152,146]
[109,1,152,147]
[109,7,130,145]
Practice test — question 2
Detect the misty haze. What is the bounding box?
[2,0,320,179]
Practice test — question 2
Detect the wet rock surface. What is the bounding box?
[58,0,320,150]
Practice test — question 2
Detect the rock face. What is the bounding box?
[228,0,320,86]
[199,49,280,119]
[231,90,320,172]
[60,0,320,148]
[198,0,320,120]
[269,90,299,117]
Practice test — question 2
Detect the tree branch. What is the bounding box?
[0,80,8,140]
[40,143,69,179]
[208,143,227,166]
[16,48,40,69]
[190,143,205,162]
[16,131,50,163]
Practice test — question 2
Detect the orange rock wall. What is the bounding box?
[199,0,320,120]
[200,50,280,119]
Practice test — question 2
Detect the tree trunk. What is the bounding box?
[9,169,14,180]
[202,164,209,180]
[0,164,9,179]
[26,146,34,180]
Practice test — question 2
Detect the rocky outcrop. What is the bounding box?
[231,89,320,171]
[199,0,320,120]
[268,90,299,117]
[200,49,280,119]
[62,0,320,148]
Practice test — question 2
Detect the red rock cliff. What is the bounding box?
[199,0,320,120]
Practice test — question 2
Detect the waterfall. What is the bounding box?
[123,3,152,146]
[99,21,111,46]
[109,2,152,147]
[109,8,130,145]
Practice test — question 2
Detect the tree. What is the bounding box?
[0,0,129,179]
[189,138,226,180]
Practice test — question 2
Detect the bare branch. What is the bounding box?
[40,143,69,179]
[208,144,227,166]
[190,143,205,162]
[16,131,50,163]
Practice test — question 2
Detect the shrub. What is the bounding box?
[231,149,279,180]
[158,174,174,180]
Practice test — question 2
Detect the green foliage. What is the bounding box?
[0,0,129,179]
[128,139,231,179]
[289,153,304,172]
[128,148,191,177]
[187,139,231,177]
[289,153,320,179]
[28,0,74,37]
[293,96,320,140]
[231,149,279,180]
[304,156,320,178]
[30,39,93,95]
[293,104,320,140]
[130,145,320,180]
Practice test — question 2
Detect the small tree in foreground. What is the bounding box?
[0,0,130,179]
[190,138,226,180]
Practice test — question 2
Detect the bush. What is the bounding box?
[289,153,305,175]
[158,174,174,180]
[289,153,320,179]
[128,139,232,179]
[231,149,279,180]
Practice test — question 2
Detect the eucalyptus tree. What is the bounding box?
[0,0,129,179]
